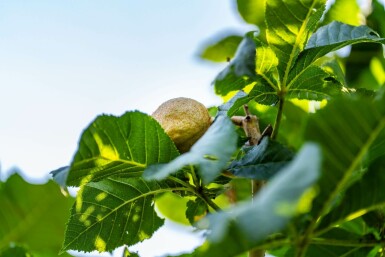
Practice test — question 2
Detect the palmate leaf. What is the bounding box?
[228,137,294,180]
[180,143,321,257]
[265,0,326,83]
[0,173,73,257]
[143,116,237,184]
[62,177,181,253]
[293,21,385,72]
[66,111,179,186]
[303,93,385,236]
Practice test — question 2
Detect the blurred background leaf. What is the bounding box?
[0,172,74,257]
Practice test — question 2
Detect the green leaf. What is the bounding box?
[294,22,385,71]
[191,143,321,257]
[143,116,237,184]
[318,157,385,231]
[0,245,32,257]
[66,111,179,186]
[62,177,180,253]
[228,137,294,180]
[265,0,326,83]
[286,58,345,101]
[303,93,385,235]
[322,0,362,26]
[218,91,248,116]
[214,33,257,96]
[186,198,208,225]
[236,0,265,25]
[0,173,73,256]
[199,34,243,62]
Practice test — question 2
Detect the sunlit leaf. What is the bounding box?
[199,34,243,62]
[62,177,179,253]
[286,58,345,101]
[294,22,385,71]
[0,173,73,256]
[228,137,294,180]
[143,116,237,184]
[66,111,179,186]
[265,0,326,82]
[322,0,362,26]
[236,0,265,25]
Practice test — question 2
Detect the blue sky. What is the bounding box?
[0,1,250,182]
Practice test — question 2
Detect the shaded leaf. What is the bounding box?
[62,177,179,253]
[265,0,326,81]
[294,21,385,71]
[214,33,257,96]
[0,173,73,256]
[188,143,321,257]
[303,92,385,236]
[228,137,294,180]
[198,34,243,62]
[0,245,32,257]
[217,90,247,117]
[186,198,208,225]
[143,116,237,184]
[66,111,179,186]
[318,157,385,231]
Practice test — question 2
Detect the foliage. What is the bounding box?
[3,1,385,257]
[0,173,73,257]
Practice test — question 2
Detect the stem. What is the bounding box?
[271,97,285,140]
[200,192,222,212]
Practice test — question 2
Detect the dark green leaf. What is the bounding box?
[303,92,385,235]
[62,177,179,253]
[236,0,265,25]
[143,116,237,184]
[122,246,140,257]
[199,34,243,62]
[0,245,32,257]
[0,173,73,256]
[190,143,321,257]
[214,34,257,96]
[265,0,326,82]
[294,22,385,71]
[228,137,294,180]
[318,157,385,231]
[186,198,208,225]
[286,57,345,101]
[66,111,179,186]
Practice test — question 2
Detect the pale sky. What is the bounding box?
[0,1,250,182]
[0,1,248,256]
